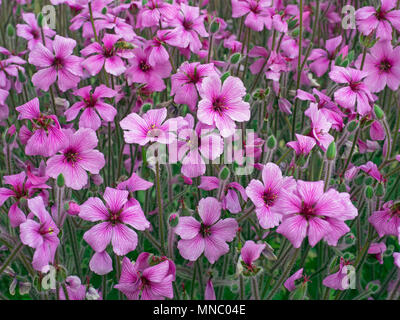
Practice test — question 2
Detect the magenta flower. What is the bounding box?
[126,47,171,92]
[65,85,117,130]
[46,128,105,190]
[117,172,154,192]
[356,0,400,40]
[171,61,218,111]
[175,197,238,264]
[368,242,387,264]
[231,0,273,31]
[287,133,316,157]
[81,34,129,76]
[16,12,55,50]
[284,268,304,292]
[197,75,250,138]
[246,163,295,229]
[16,98,66,157]
[308,36,347,77]
[307,104,334,152]
[29,35,83,92]
[329,66,374,116]
[80,187,150,274]
[167,3,209,53]
[249,47,288,82]
[136,0,177,28]
[173,114,223,178]
[19,196,60,271]
[322,257,352,291]
[276,180,358,248]
[59,276,87,300]
[358,161,385,183]
[115,253,175,300]
[0,171,49,227]
[362,41,400,93]
[120,108,184,146]
[369,201,400,240]
[205,279,216,300]
[240,240,266,272]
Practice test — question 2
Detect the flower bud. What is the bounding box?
[347,120,358,132]
[375,183,385,197]
[18,70,26,83]
[230,53,241,64]
[292,28,299,37]
[210,21,220,33]
[57,174,65,188]
[355,175,364,185]
[168,213,179,228]
[7,24,15,37]
[374,105,384,120]
[66,201,80,216]
[221,72,230,83]
[5,125,16,144]
[219,166,230,180]
[141,103,152,113]
[326,142,336,160]
[37,13,45,28]
[102,7,107,14]
[267,135,277,149]
[365,185,374,199]
[365,177,373,185]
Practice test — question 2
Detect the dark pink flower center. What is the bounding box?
[139,60,151,72]
[33,114,54,131]
[84,94,97,108]
[103,47,115,58]
[250,4,261,14]
[349,81,362,92]
[200,223,211,237]
[31,29,40,39]
[64,149,80,164]
[262,189,277,207]
[300,203,316,218]
[379,59,392,72]
[375,8,387,20]
[39,226,55,235]
[109,208,123,225]
[212,97,228,115]
[53,57,64,70]
[182,19,193,31]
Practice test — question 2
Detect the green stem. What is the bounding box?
[0,243,23,275]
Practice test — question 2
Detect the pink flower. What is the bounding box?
[205,279,216,300]
[29,35,83,92]
[81,34,129,76]
[126,47,171,92]
[284,268,304,292]
[246,163,295,229]
[358,161,385,183]
[80,187,150,275]
[120,108,184,146]
[65,85,117,130]
[287,133,316,157]
[173,114,223,178]
[240,240,266,270]
[322,257,352,291]
[356,0,400,40]
[308,36,347,77]
[167,3,209,53]
[197,76,250,138]
[175,197,238,264]
[368,242,387,264]
[329,66,374,116]
[0,171,49,227]
[136,0,177,28]
[59,276,87,300]
[16,12,55,50]
[16,98,66,157]
[369,201,400,239]
[46,128,105,190]
[249,47,288,82]
[370,121,385,141]
[19,196,60,271]
[307,104,334,152]
[276,180,358,248]
[115,253,175,300]
[231,0,273,31]
[362,41,400,93]
[117,172,154,192]
[171,61,218,111]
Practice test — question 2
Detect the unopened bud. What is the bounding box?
[210,21,220,33]
[168,213,179,228]
[221,72,230,83]
[326,142,336,160]
[347,121,358,132]
[57,174,65,188]
[230,53,241,64]
[267,135,277,149]
[365,185,373,199]
[374,105,384,120]
[219,167,230,180]
[7,24,15,37]
[37,13,45,28]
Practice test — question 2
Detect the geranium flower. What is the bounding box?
[19,196,60,271]
[369,201,400,240]
[65,85,117,130]
[16,98,66,157]
[240,240,266,275]
[276,180,358,248]
[322,257,353,291]
[171,61,218,111]
[231,0,273,31]
[356,0,400,40]
[362,40,400,93]
[197,75,250,138]
[246,163,295,229]
[115,252,175,300]
[175,197,238,264]
[80,187,150,275]
[46,128,105,190]
[29,35,83,92]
